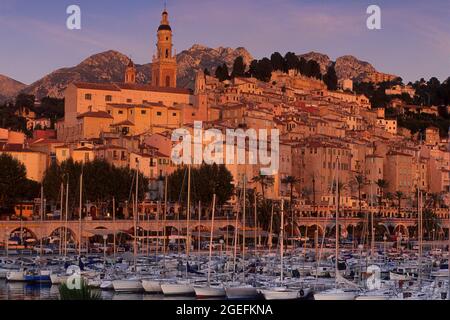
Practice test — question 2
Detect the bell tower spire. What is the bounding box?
[151,7,177,88]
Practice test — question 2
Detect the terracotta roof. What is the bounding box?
[114,83,192,95]
[111,120,135,126]
[77,111,113,119]
[73,82,121,91]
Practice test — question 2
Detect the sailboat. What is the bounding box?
[194,194,226,298]
[314,157,357,301]
[161,165,195,297]
[112,163,143,293]
[225,174,260,300]
[261,199,304,300]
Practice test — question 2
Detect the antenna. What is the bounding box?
[164,1,167,11]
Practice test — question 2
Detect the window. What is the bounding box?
[141,110,147,115]
[85,93,92,100]
[105,95,112,102]
[157,112,162,116]
[118,110,124,115]
[172,113,177,116]
[127,99,132,103]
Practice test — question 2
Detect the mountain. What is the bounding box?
[176,44,253,88]
[21,45,253,99]
[298,51,397,83]
[0,75,27,103]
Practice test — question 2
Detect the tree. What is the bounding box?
[324,64,338,90]
[168,164,234,210]
[43,159,148,218]
[252,174,274,200]
[306,60,321,79]
[284,52,300,72]
[215,64,230,82]
[254,58,273,82]
[231,56,246,78]
[0,154,38,214]
[15,93,35,110]
[270,52,285,71]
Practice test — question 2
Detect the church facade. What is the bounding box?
[57,9,208,142]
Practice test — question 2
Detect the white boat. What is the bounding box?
[161,282,195,296]
[50,274,68,285]
[142,279,163,294]
[6,270,26,282]
[225,285,259,300]
[112,279,143,292]
[100,280,114,290]
[355,294,389,300]
[194,285,226,298]
[260,287,301,300]
[314,289,357,300]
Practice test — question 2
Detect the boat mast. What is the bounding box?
[280,199,284,283]
[78,171,83,257]
[186,164,191,279]
[242,173,246,280]
[112,196,116,259]
[163,175,168,271]
[134,160,139,272]
[40,184,44,256]
[335,156,339,289]
[59,182,64,255]
[254,189,257,257]
[64,180,69,257]
[208,194,216,285]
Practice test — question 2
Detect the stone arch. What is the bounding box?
[191,225,210,233]
[9,227,38,242]
[325,223,348,238]
[299,224,324,238]
[393,224,409,239]
[165,225,179,236]
[49,227,77,243]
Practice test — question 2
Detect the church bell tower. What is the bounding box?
[151,8,177,88]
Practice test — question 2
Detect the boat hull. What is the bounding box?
[225,286,260,300]
[161,283,195,296]
[142,280,163,293]
[112,280,143,292]
[194,286,226,298]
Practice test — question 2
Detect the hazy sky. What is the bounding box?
[1,0,449,85]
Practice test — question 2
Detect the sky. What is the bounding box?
[0,0,449,85]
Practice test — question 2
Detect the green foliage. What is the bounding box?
[324,64,338,90]
[168,164,234,206]
[59,279,102,300]
[0,154,39,213]
[43,159,149,216]
[231,56,246,78]
[215,63,230,82]
[15,93,35,109]
[0,102,31,135]
[270,52,285,71]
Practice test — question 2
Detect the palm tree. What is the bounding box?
[395,191,403,217]
[252,174,274,200]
